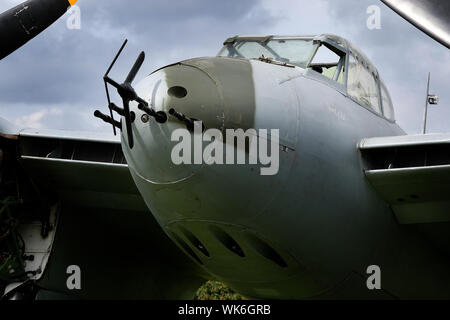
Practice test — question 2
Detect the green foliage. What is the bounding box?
[195,280,244,300]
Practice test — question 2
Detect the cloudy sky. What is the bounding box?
[0,0,448,134]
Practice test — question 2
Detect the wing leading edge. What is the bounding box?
[360,133,450,224]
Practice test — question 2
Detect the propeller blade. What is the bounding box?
[381,0,450,49]
[0,0,77,60]
[125,52,145,84]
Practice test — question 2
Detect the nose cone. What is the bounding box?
[148,57,257,132]
[123,57,268,214]
[124,57,258,184]
[121,57,313,298]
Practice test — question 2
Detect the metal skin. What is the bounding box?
[0,0,75,61]
[381,0,450,49]
[0,0,448,301]
[119,36,450,299]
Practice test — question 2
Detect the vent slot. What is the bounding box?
[169,232,203,265]
[209,226,245,258]
[245,234,288,268]
[179,227,210,257]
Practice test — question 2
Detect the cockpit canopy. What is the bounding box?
[218,34,395,122]
[218,36,316,68]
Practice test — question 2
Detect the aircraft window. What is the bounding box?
[231,41,276,60]
[347,54,381,114]
[218,39,315,68]
[380,80,395,121]
[309,44,345,84]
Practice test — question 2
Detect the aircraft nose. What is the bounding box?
[123,57,258,185]
[120,57,311,299]
[123,55,297,228]
[148,57,257,133]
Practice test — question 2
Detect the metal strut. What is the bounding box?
[94,40,167,149]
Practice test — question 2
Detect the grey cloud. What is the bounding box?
[0,0,448,134]
[0,0,273,131]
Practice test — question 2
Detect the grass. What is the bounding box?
[195,280,245,300]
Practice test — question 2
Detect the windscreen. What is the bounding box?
[218,38,316,68]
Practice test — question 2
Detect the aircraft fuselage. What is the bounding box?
[121,56,450,299]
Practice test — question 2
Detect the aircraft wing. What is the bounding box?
[359,133,450,224]
[0,119,206,299]
[381,0,450,49]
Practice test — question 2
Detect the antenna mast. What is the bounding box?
[422,73,439,134]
